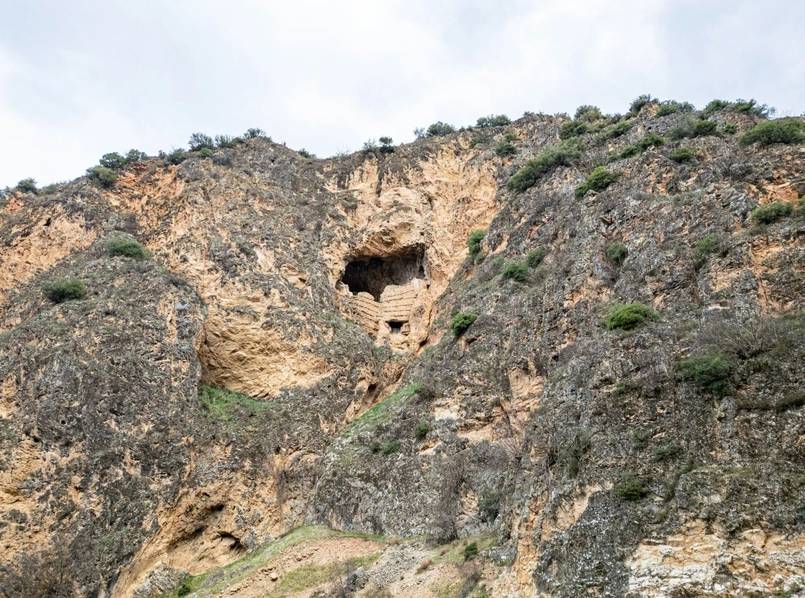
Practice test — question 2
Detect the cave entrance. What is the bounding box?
[341,247,426,300]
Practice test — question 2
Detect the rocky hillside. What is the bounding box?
[0,100,803,597]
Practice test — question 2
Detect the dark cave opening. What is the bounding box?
[341,247,426,300]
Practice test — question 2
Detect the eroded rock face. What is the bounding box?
[0,109,803,597]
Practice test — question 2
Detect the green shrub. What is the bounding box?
[600,120,631,139]
[655,100,694,117]
[722,123,738,135]
[526,247,547,268]
[463,542,479,561]
[15,178,37,193]
[677,353,734,394]
[86,165,117,188]
[751,201,793,224]
[740,118,804,147]
[165,149,188,165]
[559,120,589,139]
[669,147,696,163]
[605,242,628,266]
[495,139,517,157]
[670,119,718,140]
[188,132,214,151]
[478,492,501,522]
[415,420,430,440]
[378,136,395,153]
[574,105,603,122]
[476,114,510,128]
[652,443,681,462]
[702,99,730,115]
[507,141,581,192]
[244,127,266,139]
[214,135,238,149]
[197,147,214,159]
[559,430,591,477]
[637,133,665,150]
[107,237,147,259]
[614,474,649,501]
[467,230,485,258]
[99,152,127,169]
[732,98,772,117]
[373,440,400,455]
[451,312,478,337]
[298,148,315,159]
[693,234,720,268]
[43,278,86,303]
[575,166,619,197]
[605,303,657,330]
[629,94,654,114]
[426,121,456,137]
[502,261,529,282]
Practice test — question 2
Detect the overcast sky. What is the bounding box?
[1,0,803,186]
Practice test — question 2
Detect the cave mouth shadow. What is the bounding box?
[341,247,426,300]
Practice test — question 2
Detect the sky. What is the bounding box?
[1,0,803,186]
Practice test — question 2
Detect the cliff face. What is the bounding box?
[0,105,803,597]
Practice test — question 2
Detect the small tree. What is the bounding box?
[188,132,214,151]
[451,311,478,337]
[86,166,117,188]
[467,229,485,258]
[426,121,456,137]
[476,114,511,128]
[244,127,266,139]
[15,178,37,193]
[43,278,86,303]
[378,136,395,153]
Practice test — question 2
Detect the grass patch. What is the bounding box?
[467,230,485,259]
[107,237,147,259]
[677,353,734,395]
[273,553,379,596]
[605,242,628,266]
[501,260,529,282]
[415,420,431,440]
[347,383,424,437]
[740,118,804,146]
[463,542,479,560]
[42,278,86,303]
[605,303,657,330]
[507,141,581,192]
[576,166,619,197]
[669,147,696,163]
[693,234,720,268]
[451,312,478,337]
[751,201,793,224]
[614,473,649,501]
[198,384,270,422]
[526,247,547,268]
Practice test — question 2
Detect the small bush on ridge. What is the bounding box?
[107,237,147,259]
[740,118,804,147]
[751,201,793,224]
[451,312,478,337]
[43,278,86,303]
[502,261,529,282]
[605,303,657,330]
[677,353,734,395]
[508,141,581,192]
[576,166,618,197]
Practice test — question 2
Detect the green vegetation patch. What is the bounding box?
[15,178,37,193]
[43,277,87,303]
[526,247,547,268]
[107,237,148,259]
[451,311,478,337]
[86,165,118,188]
[605,302,658,330]
[693,234,720,268]
[677,353,734,395]
[198,384,271,422]
[656,100,694,117]
[751,201,793,224]
[605,242,628,266]
[467,229,485,259]
[508,141,581,192]
[347,383,424,437]
[614,473,649,501]
[669,147,696,163]
[576,166,619,197]
[476,114,510,128]
[741,118,804,147]
[161,526,384,598]
[670,119,718,140]
[501,260,529,282]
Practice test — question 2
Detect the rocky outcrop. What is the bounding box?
[0,105,803,597]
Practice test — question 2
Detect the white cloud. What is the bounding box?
[0,0,802,185]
